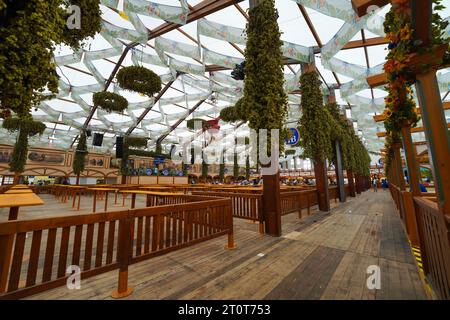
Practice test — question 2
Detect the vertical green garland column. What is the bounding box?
[298,64,332,212]
[244,0,287,236]
[72,132,87,185]
[219,151,225,182]
[233,152,239,180]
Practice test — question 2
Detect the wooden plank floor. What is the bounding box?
[0,190,427,300]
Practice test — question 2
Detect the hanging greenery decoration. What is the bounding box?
[219,98,248,123]
[61,0,102,50]
[201,157,208,178]
[125,136,148,149]
[186,118,208,130]
[220,106,241,123]
[9,129,28,173]
[116,66,162,96]
[219,153,225,182]
[383,131,401,175]
[245,155,250,180]
[93,92,128,113]
[233,152,239,179]
[298,71,332,161]
[3,117,46,173]
[243,0,287,155]
[73,131,87,176]
[382,0,449,135]
[0,0,64,115]
[155,141,162,155]
[2,117,46,136]
[0,0,102,176]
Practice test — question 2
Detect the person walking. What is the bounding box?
[372,178,378,192]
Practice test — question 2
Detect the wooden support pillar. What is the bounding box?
[415,71,450,216]
[334,140,346,202]
[347,169,356,197]
[262,167,282,237]
[401,125,421,195]
[314,158,330,212]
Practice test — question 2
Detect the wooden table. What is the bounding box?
[89,188,118,213]
[119,190,181,209]
[9,185,30,189]
[0,193,44,220]
[4,189,34,194]
[67,186,87,211]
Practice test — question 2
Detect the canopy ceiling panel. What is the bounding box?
[2,0,449,159]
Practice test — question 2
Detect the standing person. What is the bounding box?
[372,178,378,192]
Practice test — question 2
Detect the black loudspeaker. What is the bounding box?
[116,136,124,159]
[93,133,104,146]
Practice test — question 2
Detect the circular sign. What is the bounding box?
[285,128,299,145]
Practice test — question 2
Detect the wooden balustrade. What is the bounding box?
[280,190,318,217]
[192,192,263,222]
[0,196,232,299]
[389,183,450,299]
[413,197,450,300]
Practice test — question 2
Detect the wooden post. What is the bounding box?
[334,140,346,202]
[262,168,282,236]
[76,174,80,186]
[415,71,450,216]
[401,125,421,196]
[314,158,330,212]
[112,215,133,298]
[225,200,237,249]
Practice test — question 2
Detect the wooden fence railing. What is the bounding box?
[192,192,262,222]
[280,190,318,216]
[413,197,450,300]
[0,197,233,300]
[389,183,450,299]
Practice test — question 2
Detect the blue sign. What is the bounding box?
[153,157,165,165]
[285,128,299,145]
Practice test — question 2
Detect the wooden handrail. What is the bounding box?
[0,196,233,299]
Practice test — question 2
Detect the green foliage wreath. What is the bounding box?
[93,92,128,113]
[116,66,162,97]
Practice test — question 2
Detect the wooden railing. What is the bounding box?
[413,197,450,300]
[280,190,318,216]
[0,197,233,299]
[194,188,323,223]
[192,192,262,222]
